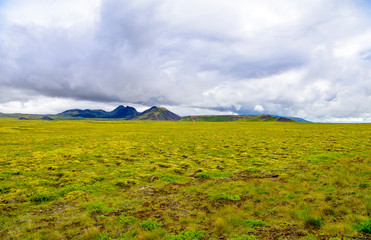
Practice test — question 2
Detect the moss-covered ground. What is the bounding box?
[0,119,370,239]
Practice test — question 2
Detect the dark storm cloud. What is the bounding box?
[0,0,370,122]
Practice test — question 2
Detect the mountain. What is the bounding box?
[106,105,138,119]
[58,106,180,120]
[57,105,305,122]
[58,105,138,119]
[182,114,295,122]
[134,106,182,121]
[41,116,54,121]
[58,109,107,118]
[257,114,293,122]
[182,115,250,122]
[283,117,311,123]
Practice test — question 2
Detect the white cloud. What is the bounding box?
[0,0,370,122]
[254,105,264,112]
[0,96,154,115]
[0,0,100,28]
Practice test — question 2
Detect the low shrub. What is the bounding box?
[119,215,137,226]
[59,184,84,196]
[29,192,57,203]
[114,179,137,188]
[140,219,162,231]
[0,186,11,194]
[353,219,371,234]
[215,193,241,201]
[96,232,112,240]
[304,216,322,229]
[163,230,204,240]
[81,201,111,214]
[194,172,231,179]
[228,234,257,240]
[245,168,260,173]
[301,209,323,229]
[359,183,369,188]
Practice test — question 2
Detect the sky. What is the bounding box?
[0,0,370,122]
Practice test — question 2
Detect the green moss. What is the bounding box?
[194,171,231,179]
[227,217,265,228]
[0,119,369,239]
[353,219,371,234]
[163,230,204,240]
[119,215,137,226]
[215,193,241,201]
[81,201,112,214]
[140,219,162,231]
[29,192,57,203]
[227,235,257,240]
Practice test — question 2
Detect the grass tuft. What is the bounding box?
[353,219,371,234]
[227,235,257,240]
[163,230,204,240]
[29,192,57,203]
[140,219,162,231]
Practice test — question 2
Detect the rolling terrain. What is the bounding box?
[1,105,308,122]
[0,119,370,239]
[182,115,293,122]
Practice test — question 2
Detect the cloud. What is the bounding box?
[0,0,370,122]
[254,105,264,112]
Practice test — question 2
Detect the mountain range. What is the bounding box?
[59,105,182,121]
[182,115,294,122]
[59,105,138,119]
[57,105,309,122]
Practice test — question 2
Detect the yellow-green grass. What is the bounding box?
[0,119,370,239]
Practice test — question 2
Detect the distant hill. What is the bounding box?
[182,114,294,122]
[182,115,251,122]
[59,109,107,118]
[58,105,138,119]
[133,106,182,121]
[1,106,309,122]
[283,117,311,123]
[239,113,310,123]
[41,116,54,121]
[108,105,138,119]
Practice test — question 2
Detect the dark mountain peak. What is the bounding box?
[60,108,80,114]
[58,105,179,120]
[134,106,181,121]
[41,116,54,121]
[59,108,107,118]
[58,105,138,119]
[113,105,125,110]
[108,105,138,119]
[148,106,159,111]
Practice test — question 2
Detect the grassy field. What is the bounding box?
[0,119,370,240]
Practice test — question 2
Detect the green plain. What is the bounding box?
[0,119,370,239]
